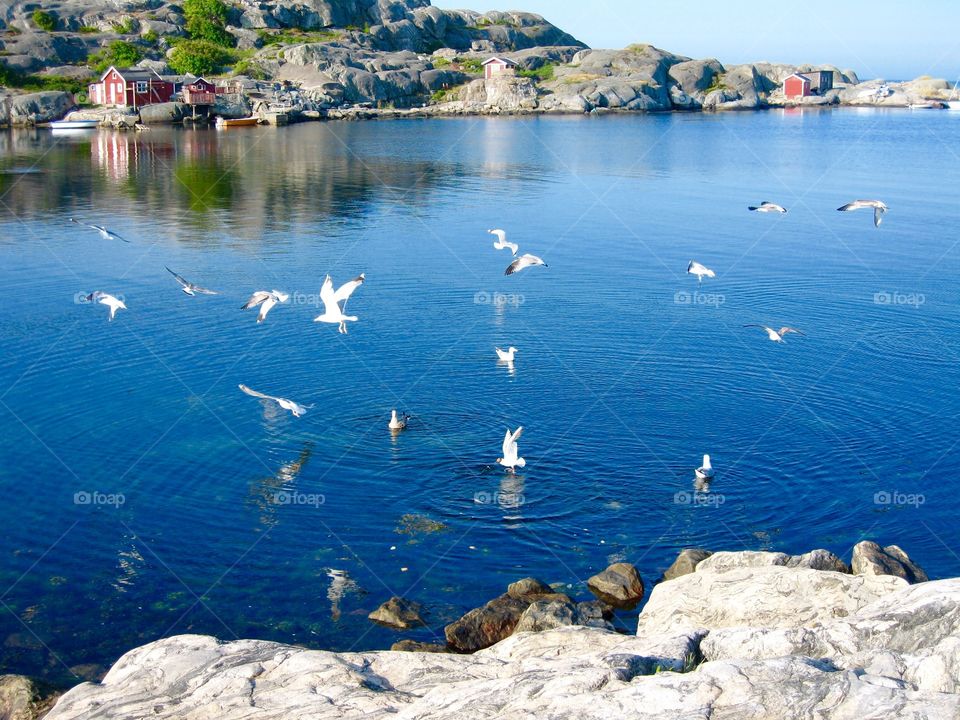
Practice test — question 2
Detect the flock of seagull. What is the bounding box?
[72,194,885,477]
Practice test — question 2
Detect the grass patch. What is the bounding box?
[626,43,652,54]
[431,57,452,69]
[77,26,100,34]
[232,57,269,80]
[0,62,92,98]
[111,18,136,34]
[455,56,483,74]
[518,63,555,82]
[256,28,339,46]
[562,72,602,85]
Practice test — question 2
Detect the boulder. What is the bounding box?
[506,577,553,599]
[390,640,449,653]
[587,562,644,609]
[138,102,186,124]
[444,593,529,652]
[662,548,712,580]
[368,596,425,629]
[852,541,928,583]
[637,565,907,636]
[7,91,75,126]
[695,549,849,574]
[514,598,578,633]
[0,674,60,720]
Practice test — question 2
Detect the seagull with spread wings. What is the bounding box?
[239,384,309,417]
[241,290,289,323]
[744,325,806,343]
[497,426,526,472]
[314,273,364,334]
[489,229,519,255]
[69,218,129,243]
[165,267,219,296]
[837,199,888,227]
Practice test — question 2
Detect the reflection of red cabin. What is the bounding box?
[784,73,812,99]
[182,77,217,105]
[88,66,175,108]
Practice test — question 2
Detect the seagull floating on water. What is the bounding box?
[165,267,218,296]
[69,218,129,243]
[388,409,409,430]
[238,384,309,417]
[314,273,364,334]
[241,290,289,323]
[695,454,715,480]
[748,202,787,214]
[744,325,806,343]
[495,346,518,362]
[489,229,519,256]
[837,200,888,228]
[83,291,126,322]
[497,426,526,473]
[505,254,547,276]
[687,260,716,285]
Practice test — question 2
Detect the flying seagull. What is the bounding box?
[837,200,888,228]
[744,325,806,343]
[69,218,129,243]
[505,254,547,276]
[241,290,289,323]
[495,346,518,362]
[489,229,519,256]
[695,454,715,480]
[83,291,126,322]
[497,426,526,473]
[388,409,409,431]
[165,267,218,296]
[748,202,787,214]
[238,384,309,417]
[314,274,363,334]
[687,260,716,285]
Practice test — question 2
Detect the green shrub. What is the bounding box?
[232,58,268,80]
[183,0,235,47]
[142,29,159,45]
[255,28,338,46]
[32,10,56,31]
[168,39,235,75]
[77,26,100,34]
[89,40,143,73]
[111,18,135,34]
[431,57,451,69]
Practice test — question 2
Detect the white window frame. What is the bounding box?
[135,81,148,93]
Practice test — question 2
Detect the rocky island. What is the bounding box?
[3,541,957,719]
[0,0,956,127]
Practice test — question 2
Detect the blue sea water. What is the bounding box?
[1,109,959,682]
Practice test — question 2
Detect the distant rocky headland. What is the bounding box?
[0,0,957,127]
[7,540,960,719]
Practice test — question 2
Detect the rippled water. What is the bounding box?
[2,110,960,682]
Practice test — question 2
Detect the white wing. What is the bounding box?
[242,291,271,310]
[257,296,278,322]
[239,384,279,403]
[501,429,514,458]
[489,229,507,243]
[319,275,339,314]
[510,426,523,444]
[873,207,883,227]
[334,274,364,304]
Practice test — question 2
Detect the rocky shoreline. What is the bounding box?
[5,540,958,719]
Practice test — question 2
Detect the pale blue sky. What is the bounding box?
[432,0,960,81]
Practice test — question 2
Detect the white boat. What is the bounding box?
[908,101,942,110]
[48,119,100,130]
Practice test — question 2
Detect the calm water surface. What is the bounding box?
[1,109,960,682]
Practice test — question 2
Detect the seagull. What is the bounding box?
[388,409,409,431]
[495,346,518,362]
[687,260,716,285]
[744,325,806,343]
[314,274,361,334]
[165,267,218,296]
[505,254,547,276]
[695,454,715,480]
[837,200,888,228]
[238,384,309,417]
[489,229,519,256]
[69,218,129,243]
[497,426,526,473]
[83,291,126,321]
[241,290,289,323]
[748,201,787,214]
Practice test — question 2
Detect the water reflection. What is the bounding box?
[248,443,313,528]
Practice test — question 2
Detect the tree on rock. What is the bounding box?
[183,0,235,48]
[168,40,234,76]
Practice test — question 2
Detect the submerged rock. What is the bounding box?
[852,541,929,583]
[0,674,61,720]
[587,562,644,608]
[368,596,425,629]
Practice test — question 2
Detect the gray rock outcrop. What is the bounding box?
[662,548,712,580]
[42,555,960,719]
[368,596,425,629]
[586,562,644,608]
[3,90,75,125]
[852,541,929,583]
[0,674,61,720]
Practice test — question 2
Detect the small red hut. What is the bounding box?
[88,66,175,109]
[784,73,812,99]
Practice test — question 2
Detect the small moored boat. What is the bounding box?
[48,119,99,130]
[215,116,260,128]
